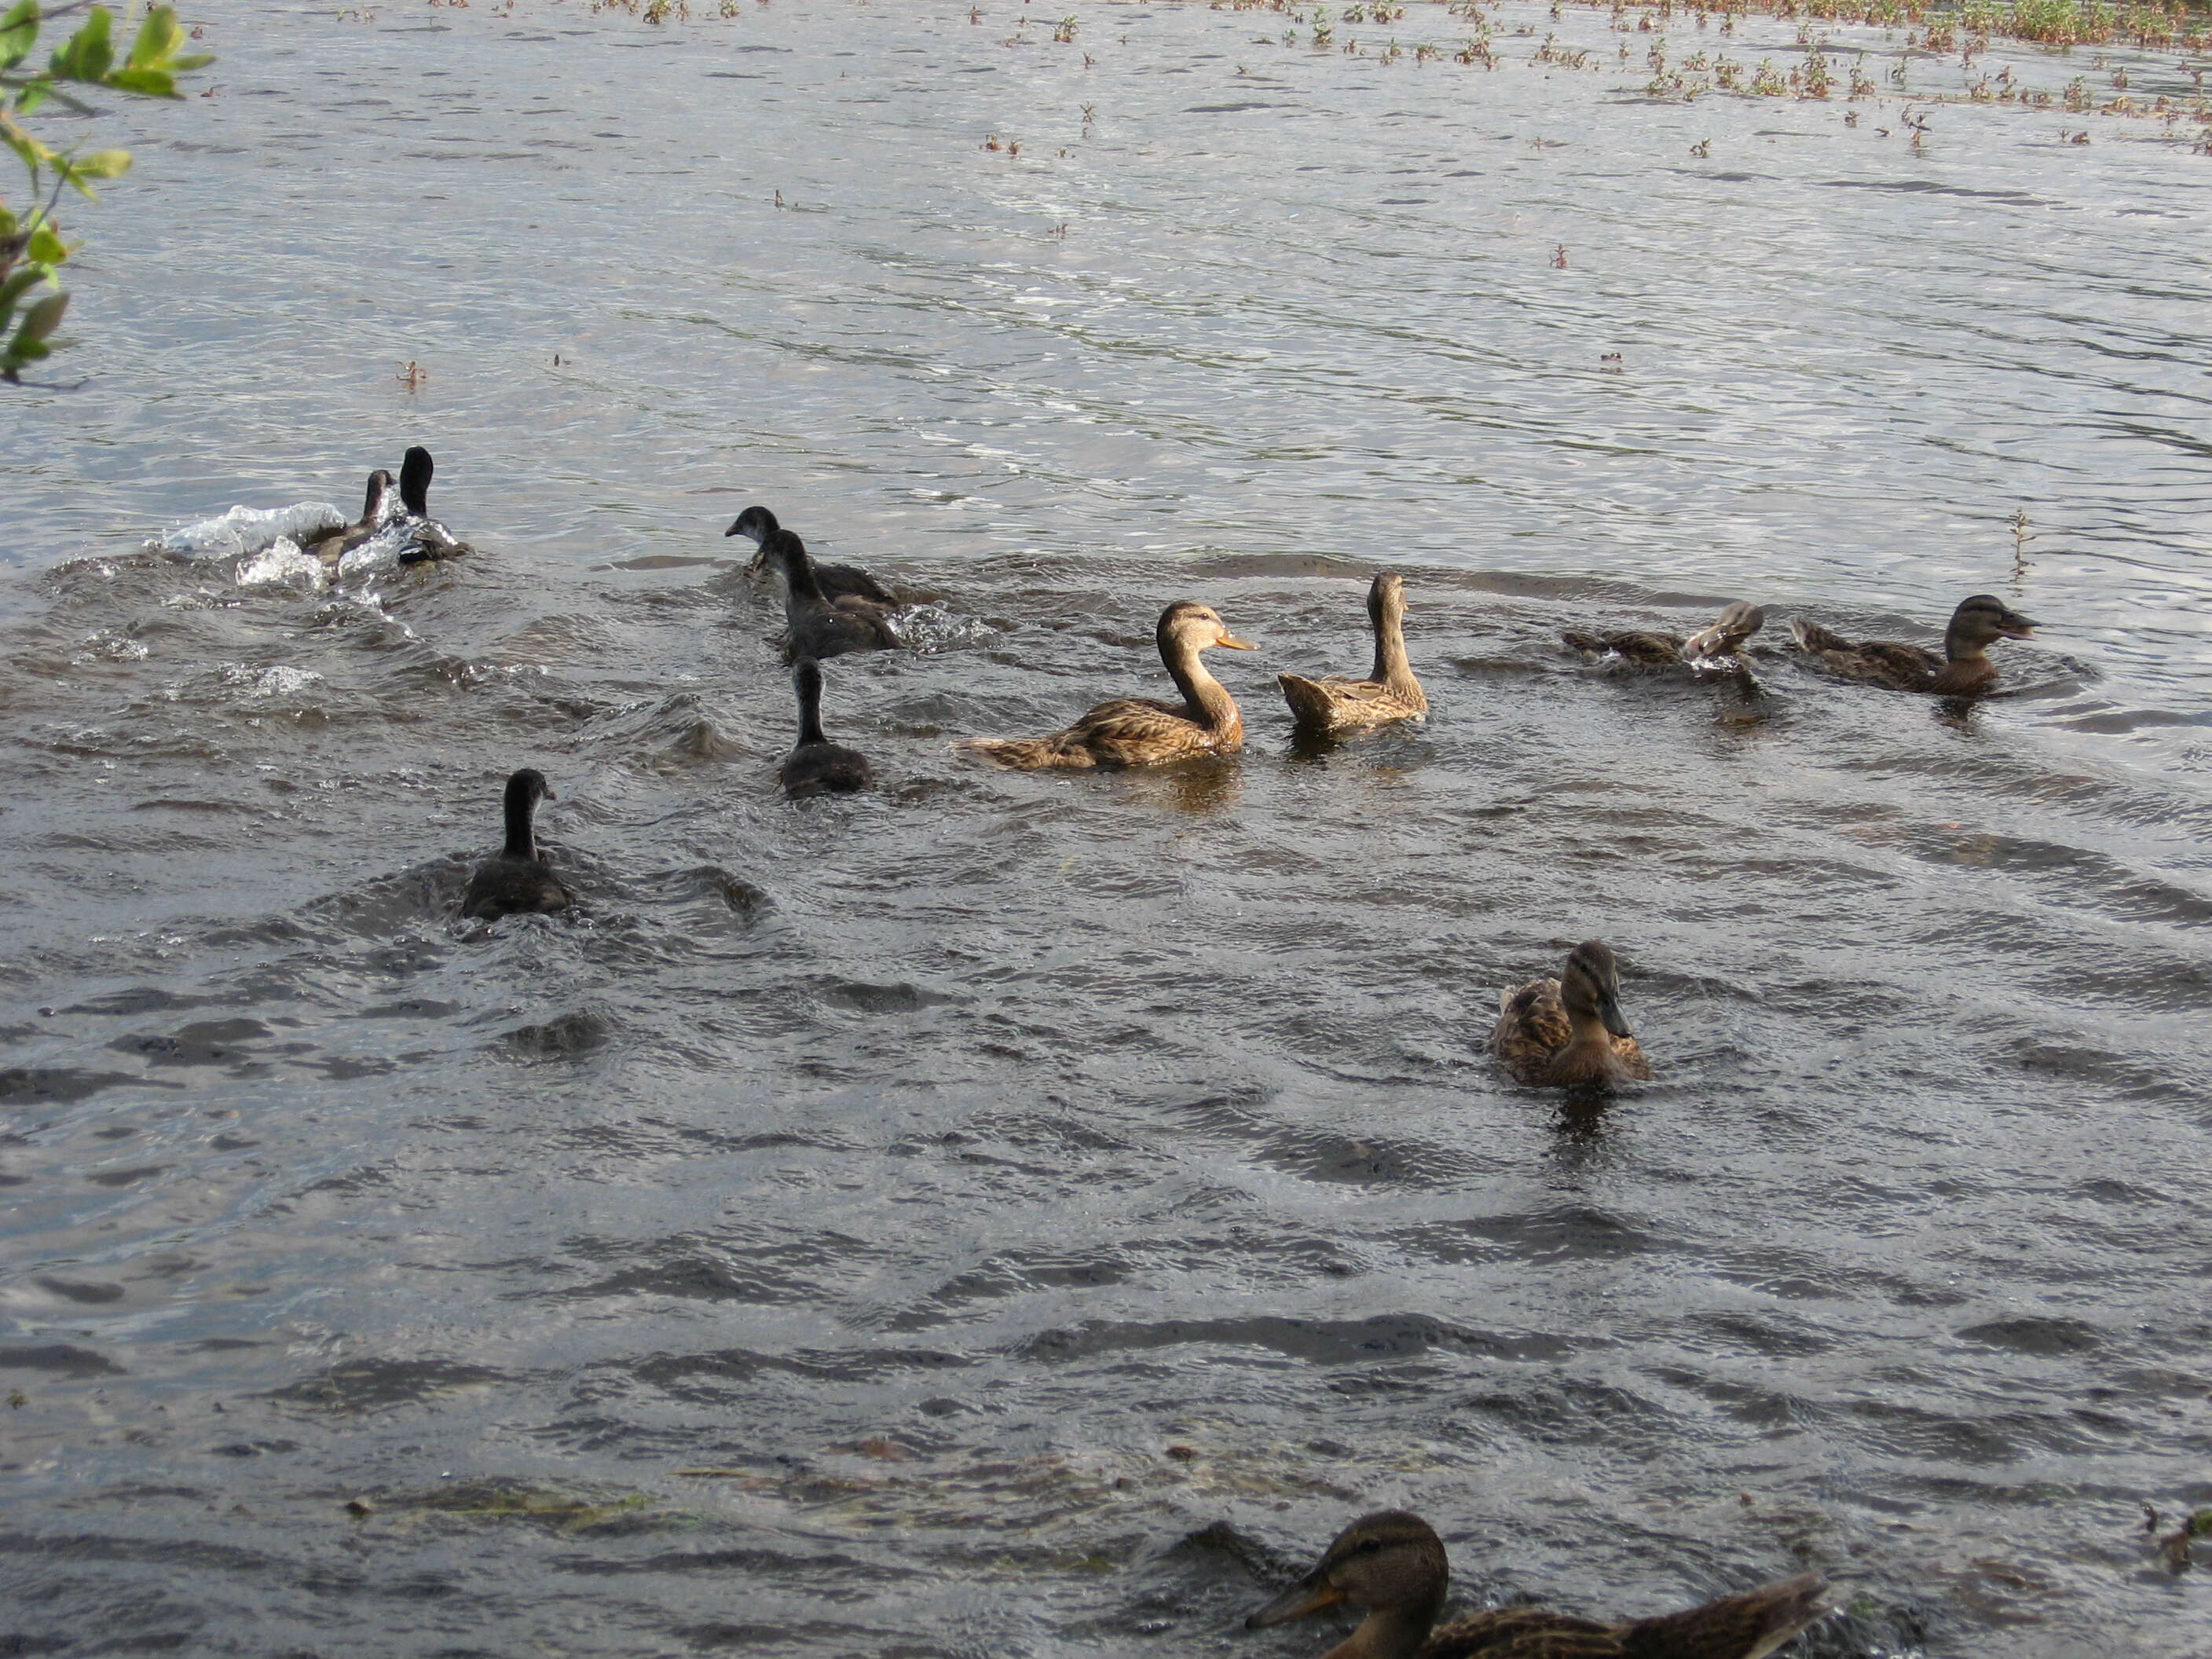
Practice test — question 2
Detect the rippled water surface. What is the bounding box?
[4,2,2210,1655]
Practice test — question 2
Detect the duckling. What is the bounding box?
[1492,939,1650,1088]
[1562,601,1765,668]
[780,658,872,797]
[299,470,396,563]
[1789,594,2035,696]
[1279,573,1427,732]
[462,768,572,921]
[760,528,902,661]
[727,504,896,606]
[392,445,473,564]
[1245,1509,1830,1659]
[962,600,1256,770]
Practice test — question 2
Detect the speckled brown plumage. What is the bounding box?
[1279,573,1427,732]
[1491,941,1650,1088]
[1562,602,1764,671]
[1789,594,2035,696]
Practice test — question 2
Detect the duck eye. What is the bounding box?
[1357,1539,1383,1555]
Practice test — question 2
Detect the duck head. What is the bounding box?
[361,469,397,526]
[1561,939,1633,1038]
[726,504,781,573]
[1159,599,1256,657]
[398,447,434,518]
[1946,594,2037,654]
[1246,1511,1448,1649]
[1366,572,1408,628]
[1683,600,1765,660]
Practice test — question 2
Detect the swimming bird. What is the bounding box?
[1492,939,1650,1088]
[1788,594,2035,696]
[1562,601,1766,669]
[300,470,396,563]
[780,658,873,797]
[392,445,473,564]
[760,528,902,661]
[1278,573,1427,732]
[1245,1509,1830,1659]
[462,768,573,921]
[727,504,896,606]
[961,600,1256,770]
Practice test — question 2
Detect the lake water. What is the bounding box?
[2,2,2209,1655]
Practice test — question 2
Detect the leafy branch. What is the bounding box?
[0,2,211,381]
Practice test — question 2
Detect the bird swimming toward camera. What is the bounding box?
[1278,573,1427,733]
[1245,1509,1830,1659]
[1562,601,1765,670]
[780,658,872,797]
[462,768,572,921]
[961,600,1256,770]
[300,470,396,564]
[1492,939,1650,1088]
[758,527,902,661]
[727,504,896,606]
[391,445,473,564]
[1788,594,2035,696]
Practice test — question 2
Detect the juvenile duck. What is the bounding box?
[761,528,902,660]
[1279,573,1428,732]
[300,470,396,563]
[462,768,573,921]
[1789,594,2035,696]
[1492,939,1650,1088]
[727,504,896,605]
[1562,601,1765,668]
[781,658,873,797]
[1246,1510,1829,1659]
[392,445,473,564]
[962,600,1256,770]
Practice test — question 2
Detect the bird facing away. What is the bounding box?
[780,658,873,797]
[961,600,1257,770]
[758,527,902,661]
[393,445,473,564]
[462,768,573,921]
[1492,939,1651,1088]
[1278,573,1428,732]
[1788,594,2035,696]
[1244,1509,1830,1659]
[726,504,897,606]
[1562,602,1766,669]
[301,470,395,563]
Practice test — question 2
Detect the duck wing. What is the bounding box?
[815,562,897,606]
[1421,1607,1623,1657]
[1491,976,1572,1082]
[1562,629,1684,667]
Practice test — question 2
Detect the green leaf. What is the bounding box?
[101,67,174,97]
[16,288,65,342]
[13,79,49,115]
[11,335,53,362]
[26,220,69,264]
[68,147,131,180]
[126,4,181,69]
[0,269,42,311]
[0,0,37,75]
[48,6,114,84]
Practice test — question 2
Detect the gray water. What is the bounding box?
[3,2,2210,1655]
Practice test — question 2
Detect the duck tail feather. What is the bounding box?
[958,737,1092,771]
[1789,618,1852,654]
[1615,1573,1833,1659]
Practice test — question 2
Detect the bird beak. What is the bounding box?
[2000,614,2038,639]
[1216,632,1258,651]
[1244,1579,1345,1630]
[723,519,748,539]
[542,785,558,802]
[1596,987,1633,1040]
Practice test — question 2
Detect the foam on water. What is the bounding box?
[149,500,346,561]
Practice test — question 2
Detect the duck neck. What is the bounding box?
[1943,622,1990,665]
[1320,1602,1442,1659]
[503,783,539,860]
[1163,643,1240,738]
[399,451,431,518]
[1555,1005,1623,1080]
[1368,606,1419,698]
[795,665,829,747]
[776,537,826,606]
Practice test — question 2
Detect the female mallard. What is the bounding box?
[1789,594,2035,696]
[463,768,572,921]
[392,445,473,565]
[300,470,396,563]
[727,504,896,606]
[1245,1510,1829,1659]
[780,658,872,797]
[759,528,901,661]
[962,600,1255,770]
[1562,601,1765,668]
[1279,573,1426,732]
[1492,939,1650,1087]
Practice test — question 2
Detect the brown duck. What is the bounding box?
[1246,1510,1829,1659]
[1562,602,1765,669]
[961,600,1255,769]
[1279,573,1427,732]
[1492,940,1650,1088]
[1788,594,2035,695]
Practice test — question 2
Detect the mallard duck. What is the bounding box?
[392,445,474,564]
[1492,939,1650,1088]
[759,528,901,661]
[462,768,573,921]
[1562,601,1765,668]
[1279,573,1427,732]
[962,600,1255,770]
[1246,1510,1830,1659]
[780,658,872,797]
[300,470,395,563]
[727,504,896,605]
[1788,594,2035,696]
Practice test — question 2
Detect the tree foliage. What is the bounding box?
[1,2,210,382]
